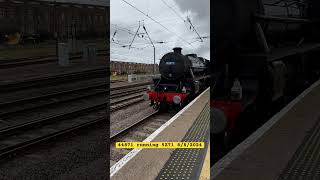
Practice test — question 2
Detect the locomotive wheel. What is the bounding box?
[159,102,168,112]
[213,131,233,153]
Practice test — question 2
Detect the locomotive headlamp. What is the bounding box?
[211,108,227,134]
[143,93,149,101]
[182,86,186,93]
[173,95,181,104]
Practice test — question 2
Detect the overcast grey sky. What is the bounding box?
[110,0,210,64]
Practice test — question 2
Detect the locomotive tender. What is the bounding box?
[144,47,210,110]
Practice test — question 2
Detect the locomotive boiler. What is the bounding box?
[144,47,210,110]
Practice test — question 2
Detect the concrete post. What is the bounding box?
[128,74,137,83]
[58,43,69,66]
[83,43,97,63]
[83,43,88,61]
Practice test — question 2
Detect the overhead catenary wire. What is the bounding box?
[123,16,182,29]
[160,0,185,22]
[160,0,192,31]
[111,41,146,50]
[170,0,182,14]
[112,35,209,51]
[120,0,195,48]
[111,24,135,35]
[111,30,117,41]
[111,26,209,48]
[111,1,210,63]
[186,16,203,42]
[111,36,210,62]
[129,21,141,49]
[142,24,156,74]
[111,24,148,40]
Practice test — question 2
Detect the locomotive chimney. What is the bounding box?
[173,47,182,54]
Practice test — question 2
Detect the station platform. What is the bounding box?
[212,79,320,180]
[110,88,210,180]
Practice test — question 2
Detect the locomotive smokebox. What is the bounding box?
[159,47,190,80]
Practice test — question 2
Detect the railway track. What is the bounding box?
[110,84,153,112]
[0,82,108,117]
[0,102,107,159]
[0,81,149,117]
[0,50,108,69]
[0,74,150,158]
[110,96,144,112]
[0,67,107,92]
[109,111,176,167]
[110,86,147,99]
[111,80,127,83]
[111,81,151,91]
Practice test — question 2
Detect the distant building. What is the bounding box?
[111,60,159,75]
[0,0,109,40]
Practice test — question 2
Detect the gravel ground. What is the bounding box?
[110,101,156,137]
[0,123,108,180]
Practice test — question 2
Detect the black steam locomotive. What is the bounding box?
[144,47,210,110]
[211,0,320,150]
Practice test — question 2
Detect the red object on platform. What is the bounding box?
[147,92,188,104]
[211,100,243,130]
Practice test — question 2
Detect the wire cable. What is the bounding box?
[120,0,195,48]
[187,16,203,42]
[160,0,185,22]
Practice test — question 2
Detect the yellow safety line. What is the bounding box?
[199,142,210,180]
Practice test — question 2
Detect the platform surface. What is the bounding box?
[156,103,210,180]
[111,88,210,180]
[212,79,320,180]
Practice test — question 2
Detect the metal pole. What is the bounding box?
[153,46,155,75]
[142,25,155,75]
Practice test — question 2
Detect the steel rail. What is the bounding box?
[0,50,107,69]
[0,103,107,136]
[110,110,159,140]
[0,116,106,158]
[110,98,144,112]
[0,68,107,92]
